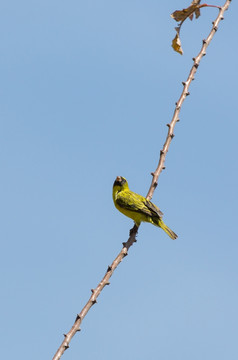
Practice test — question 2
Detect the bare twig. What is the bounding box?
[147,0,231,201]
[52,1,231,359]
[52,225,138,360]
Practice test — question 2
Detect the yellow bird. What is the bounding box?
[113,176,177,240]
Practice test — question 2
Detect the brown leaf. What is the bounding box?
[171,31,183,55]
[171,4,200,22]
[194,7,201,18]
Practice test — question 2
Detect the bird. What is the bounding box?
[113,176,177,240]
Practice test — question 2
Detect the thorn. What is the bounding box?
[63,334,67,337]
[160,150,164,155]
[162,166,166,170]
[123,252,128,257]
[92,299,97,305]
[76,328,81,332]
[176,105,181,110]
[186,92,190,96]
[202,53,206,57]
[153,182,158,188]
[221,16,224,20]
[75,314,81,321]
[64,345,69,350]
[171,134,175,139]
[192,57,195,61]
[122,241,127,247]
[213,26,218,31]
[182,81,186,86]
[194,63,199,69]
[91,289,95,293]
[202,39,207,44]
[166,123,170,128]
[106,281,110,285]
[107,265,112,272]
[177,118,180,122]
[151,172,155,176]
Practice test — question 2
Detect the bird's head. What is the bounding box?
[113,176,129,193]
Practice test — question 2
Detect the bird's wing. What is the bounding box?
[144,199,163,217]
[116,191,163,218]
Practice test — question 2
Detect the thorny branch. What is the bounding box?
[52,1,231,359]
[147,0,231,200]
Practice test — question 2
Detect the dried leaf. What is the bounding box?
[172,31,183,55]
[194,7,201,18]
[171,4,200,22]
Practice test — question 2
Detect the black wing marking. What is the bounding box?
[144,199,163,217]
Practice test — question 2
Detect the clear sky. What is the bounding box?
[1,1,237,359]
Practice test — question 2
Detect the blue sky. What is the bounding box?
[1,1,237,359]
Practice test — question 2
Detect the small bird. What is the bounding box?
[113,176,177,240]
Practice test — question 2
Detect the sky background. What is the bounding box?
[1,1,237,359]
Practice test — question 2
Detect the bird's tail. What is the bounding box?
[157,219,178,240]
